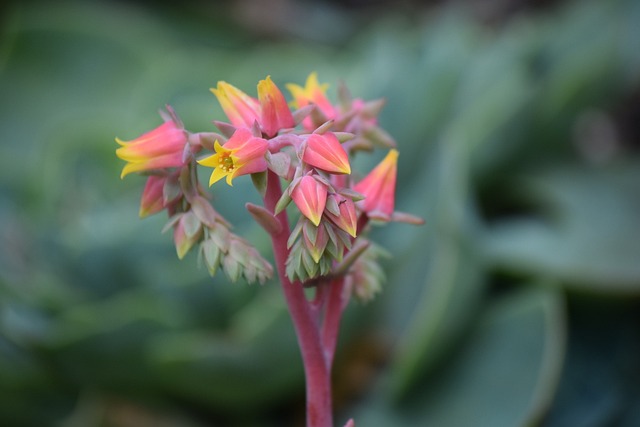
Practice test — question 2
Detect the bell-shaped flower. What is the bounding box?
[324,194,358,238]
[286,72,336,129]
[211,81,261,130]
[302,133,351,175]
[291,175,328,226]
[258,76,295,137]
[198,128,268,186]
[212,77,294,138]
[115,118,188,178]
[353,149,398,221]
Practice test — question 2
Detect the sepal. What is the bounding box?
[246,202,282,235]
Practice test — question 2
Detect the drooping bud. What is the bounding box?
[291,175,328,226]
[173,211,202,259]
[139,175,167,218]
[353,149,398,221]
[302,133,351,175]
[116,111,188,178]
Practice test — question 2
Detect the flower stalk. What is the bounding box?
[115,74,423,427]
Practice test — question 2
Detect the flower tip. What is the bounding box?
[291,175,328,226]
[340,162,352,175]
[303,133,351,175]
[308,213,322,227]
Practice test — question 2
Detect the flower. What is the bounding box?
[115,118,188,178]
[324,194,358,238]
[302,133,351,175]
[353,149,398,221]
[286,72,336,128]
[139,175,166,218]
[212,76,294,138]
[257,76,295,137]
[291,175,328,226]
[211,81,261,130]
[198,128,268,186]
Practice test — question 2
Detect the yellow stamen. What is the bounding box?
[218,152,235,172]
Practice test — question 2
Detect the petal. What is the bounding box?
[115,122,187,161]
[232,157,268,178]
[120,152,184,178]
[139,175,167,218]
[224,128,269,161]
[208,166,228,186]
[258,76,294,137]
[353,149,398,219]
[211,81,261,128]
[303,133,351,175]
[324,194,358,238]
[286,72,334,117]
[291,175,328,226]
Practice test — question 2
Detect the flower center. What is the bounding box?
[218,152,235,172]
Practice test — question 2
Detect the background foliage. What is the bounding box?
[1,0,639,426]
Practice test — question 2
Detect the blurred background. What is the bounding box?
[1,0,640,426]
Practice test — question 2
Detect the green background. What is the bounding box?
[1,0,639,425]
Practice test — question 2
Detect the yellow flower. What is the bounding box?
[198,128,268,186]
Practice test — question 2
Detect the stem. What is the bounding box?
[321,278,346,367]
[264,171,333,427]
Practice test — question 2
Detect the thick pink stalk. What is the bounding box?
[321,278,346,368]
[263,170,334,427]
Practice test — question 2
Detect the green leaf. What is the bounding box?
[390,235,485,398]
[483,162,640,293]
[356,286,566,427]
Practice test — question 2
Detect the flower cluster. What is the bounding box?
[116,74,421,299]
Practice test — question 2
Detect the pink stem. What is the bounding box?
[321,278,346,367]
[263,170,333,427]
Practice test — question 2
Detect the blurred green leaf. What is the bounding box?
[147,291,302,415]
[483,162,640,293]
[356,286,566,427]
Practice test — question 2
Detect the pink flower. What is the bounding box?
[211,81,261,130]
[197,128,268,186]
[115,118,187,178]
[302,133,351,175]
[258,76,295,137]
[324,194,358,238]
[286,72,336,129]
[291,175,328,226]
[212,76,294,138]
[353,149,398,221]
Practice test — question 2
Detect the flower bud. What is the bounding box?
[139,175,167,218]
[291,175,328,226]
[324,194,358,238]
[302,133,351,175]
